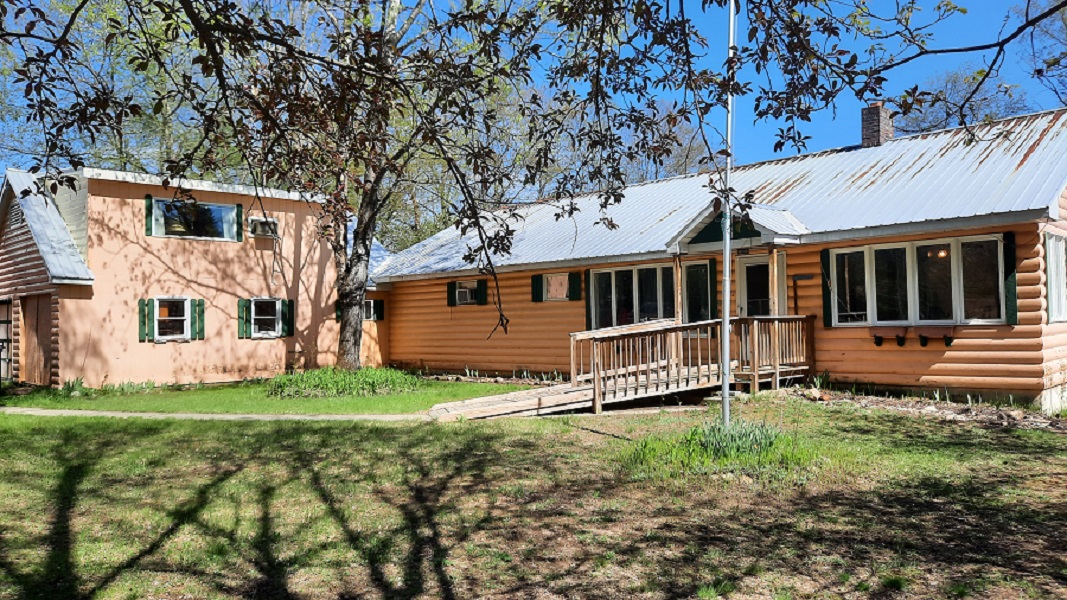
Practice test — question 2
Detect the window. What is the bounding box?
[833,250,867,323]
[917,243,953,321]
[614,270,635,326]
[593,263,674,326]
[544,273,570,301]
[594,271,613,328]
[455,280,479,306]
[155,298,190,340]
[153,199,238,240]
[591,264,679,329]
[637,268,659,322]
[238,298,293,338]
[251,298,282,338]
[829,235,1005,326]
[873,247,908,322]
[661,267,675,319]
[1048,233,1067,322]
[961,239,1002,321]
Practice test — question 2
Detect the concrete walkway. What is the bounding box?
[0,406,432,421]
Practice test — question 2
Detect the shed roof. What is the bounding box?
[3,170,94,284]
[376,108,1067,281]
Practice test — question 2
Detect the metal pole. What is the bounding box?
[720,0,737,427]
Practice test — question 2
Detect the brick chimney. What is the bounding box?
[861,101,894,147]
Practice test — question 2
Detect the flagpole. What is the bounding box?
[720,0,737,426]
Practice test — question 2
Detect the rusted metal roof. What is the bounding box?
[375,109,1067,280]
[3,170,95,284]
[728,108,1067,235]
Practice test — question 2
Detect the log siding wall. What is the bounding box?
[0,198,60,386]
[388,222,1048,397]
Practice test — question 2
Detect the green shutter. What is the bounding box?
[584,270,593,330]
[568,272,582,301]
[138,299,147,342]
[235,204,244,242]
[447,282,457,307]
[189,299,199,339]
[1004,232,1018,325]
[335,301,342,321]
[709,258,718,319]
[531,274,544,302]
[238,298,249,339]
[283,299,295,336]
[820,249,833,328]
[146,299,155,342]
[373,299,385,321]
[476,280,488,305]
[144,195,154,236]
[196,299,205,340]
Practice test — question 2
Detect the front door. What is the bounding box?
[738,254,787,317]
[18,294,51,386]
[743,263,771,316]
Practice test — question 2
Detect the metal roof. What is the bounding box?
[4,170,95,284]
[80,168,318,203]
[725,108,1067,235]
[376,109,1067,281]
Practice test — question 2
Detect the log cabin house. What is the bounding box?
[0,168,390,388]
[373,105,1067,414]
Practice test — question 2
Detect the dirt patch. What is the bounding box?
[792,387,1067,434]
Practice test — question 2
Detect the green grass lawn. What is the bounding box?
[0,380,527,414]
[0,394,1064,599]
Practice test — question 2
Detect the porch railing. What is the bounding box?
[569,315,816,413]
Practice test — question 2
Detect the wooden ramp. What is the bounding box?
[428,374,716,421]
[430,315,816,421]
[429,384,595,421]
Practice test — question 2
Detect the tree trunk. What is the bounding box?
[336,204,378,370]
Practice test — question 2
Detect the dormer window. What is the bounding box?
[150,198,239,241]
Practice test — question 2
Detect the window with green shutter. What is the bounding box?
[362,299,385,321]
[144,297,199,342]
[239,298,293,338]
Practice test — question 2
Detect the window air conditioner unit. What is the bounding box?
[248,216,278,239]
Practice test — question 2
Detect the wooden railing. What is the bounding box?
[569,316,816,413]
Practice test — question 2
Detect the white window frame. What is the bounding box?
[680,260,713,324]
[153,297,191,342]
[543,273,571,302]
[250,297,282,339]
[869,241,913,326]
[590,263,675,329]
[829,248,869,325]
[1048,233,1067,323]
[153,199,239,242]
[455,280,479,306]
[829,234,1005,327]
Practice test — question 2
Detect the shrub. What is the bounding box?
[58,378,93,397]
[622,419,809,480]
[266,367,419,398]
[99,381,157,396]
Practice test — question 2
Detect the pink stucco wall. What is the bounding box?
[58,179,387,387]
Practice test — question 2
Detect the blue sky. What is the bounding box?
[724,1,1059,165]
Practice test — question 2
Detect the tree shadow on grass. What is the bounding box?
[0,419,522,599]
[475,414,1067,598]
[292,422,512,600]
